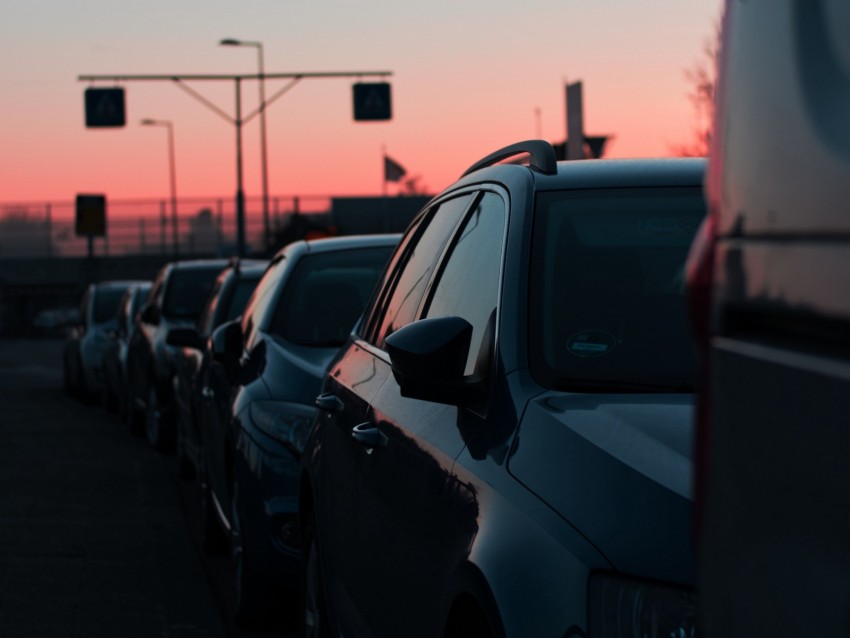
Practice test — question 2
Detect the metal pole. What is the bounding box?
[257,44,270,253]
[235,78,246,257]
[166,122,179,257]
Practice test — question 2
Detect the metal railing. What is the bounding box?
[0,194,333,259]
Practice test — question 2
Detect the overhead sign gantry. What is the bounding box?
[79,69,394,257]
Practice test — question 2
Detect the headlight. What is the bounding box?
[249,401,317,455]
[588,573,697,638]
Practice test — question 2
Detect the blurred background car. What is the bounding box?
[300,143,705,637]
[686,2,850,636]
[167,258,268,479]
[63,280,147,401]
[126,258,229,447]
[33,306,81,337]
[101,281,152,417]
[201,234,398,627]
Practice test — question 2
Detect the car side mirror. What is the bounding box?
[211,319,243,383]
[166,327,205,350]
[140,302,160,326]
[385,316,483,407]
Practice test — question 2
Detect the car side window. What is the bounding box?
[423,192,506,376]
[369,194,474,348]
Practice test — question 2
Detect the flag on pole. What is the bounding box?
[384,155,407,183]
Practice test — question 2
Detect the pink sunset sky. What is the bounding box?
[2,1,721,210]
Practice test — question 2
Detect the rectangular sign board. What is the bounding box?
[75,194,107,237]
[85,88,126,128]
[353,82,392,121]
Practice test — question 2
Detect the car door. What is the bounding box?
[313,194,472,633]
[355,191,507,636]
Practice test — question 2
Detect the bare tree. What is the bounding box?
[674,24,719,157]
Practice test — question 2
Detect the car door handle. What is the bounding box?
[201,386,215,399]
[315,392,344,413]
[352,422,388,450]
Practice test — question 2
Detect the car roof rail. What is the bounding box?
[461,139,558,177]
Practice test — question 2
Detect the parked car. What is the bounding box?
[126,258,229,447]
[299,142,705,637]
[167,259,268,478]
[101,281,152,417]
[63,280,147,401]
[201,235,399,627]
[686,2,850,636]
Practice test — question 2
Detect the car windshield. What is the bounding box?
[93,287,127,323]
[270,246,395,348]
[529,186,705,392]
[162,267,222,321]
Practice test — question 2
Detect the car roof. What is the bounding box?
[274,233,401,261]
[452,140,705,192]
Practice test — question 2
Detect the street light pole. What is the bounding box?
[234,78,246,258]
[220,38,270,253]
[141,118,179,257]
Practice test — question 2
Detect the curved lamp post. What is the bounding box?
[141,118,179,257]
[220,38,270,252]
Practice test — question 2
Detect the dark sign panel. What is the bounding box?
[353,82,392,121]
[75,194,107,237]
[84,88,126,128]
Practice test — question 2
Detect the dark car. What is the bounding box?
[299,142,705,637]
[64,280,147,401]
[167,259,268,478]
[686,3,850,636]
[102,281,152,417]
[126,258,229,447]
[200,235,398,627]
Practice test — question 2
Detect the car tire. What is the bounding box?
[127,378,145,435]
[230,479,270,628]
[176,425,194,480]
[145,381,166,451]
[199,454,228,555]
[303,515,331,638]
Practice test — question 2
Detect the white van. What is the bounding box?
[687,1,850,636]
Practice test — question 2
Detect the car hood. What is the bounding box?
[508,391,695,585]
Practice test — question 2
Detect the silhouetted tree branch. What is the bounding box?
[673,23,719,157]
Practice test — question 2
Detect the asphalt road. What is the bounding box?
[0,338,300,638]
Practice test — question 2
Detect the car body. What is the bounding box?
[201,235,399,626]
[101,281,152,417]
[686,3,850,636]
[126,258,229,447]
[63,280,147,400]
[167,259,267,478]
[300,142,705,637]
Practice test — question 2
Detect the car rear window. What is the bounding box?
[162,267,223,321]
[269,246,395,347]
[93,287,127,323]
[529,186,705,392]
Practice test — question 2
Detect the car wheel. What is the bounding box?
[303,515,330,638]
[176,424,193,479]
[230,479,270,627]
[199,454,227,555]
[145,382,165,450]
[127,378,145,435]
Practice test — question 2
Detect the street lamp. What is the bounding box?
[141,118,179,257]
[220,38,270,253]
